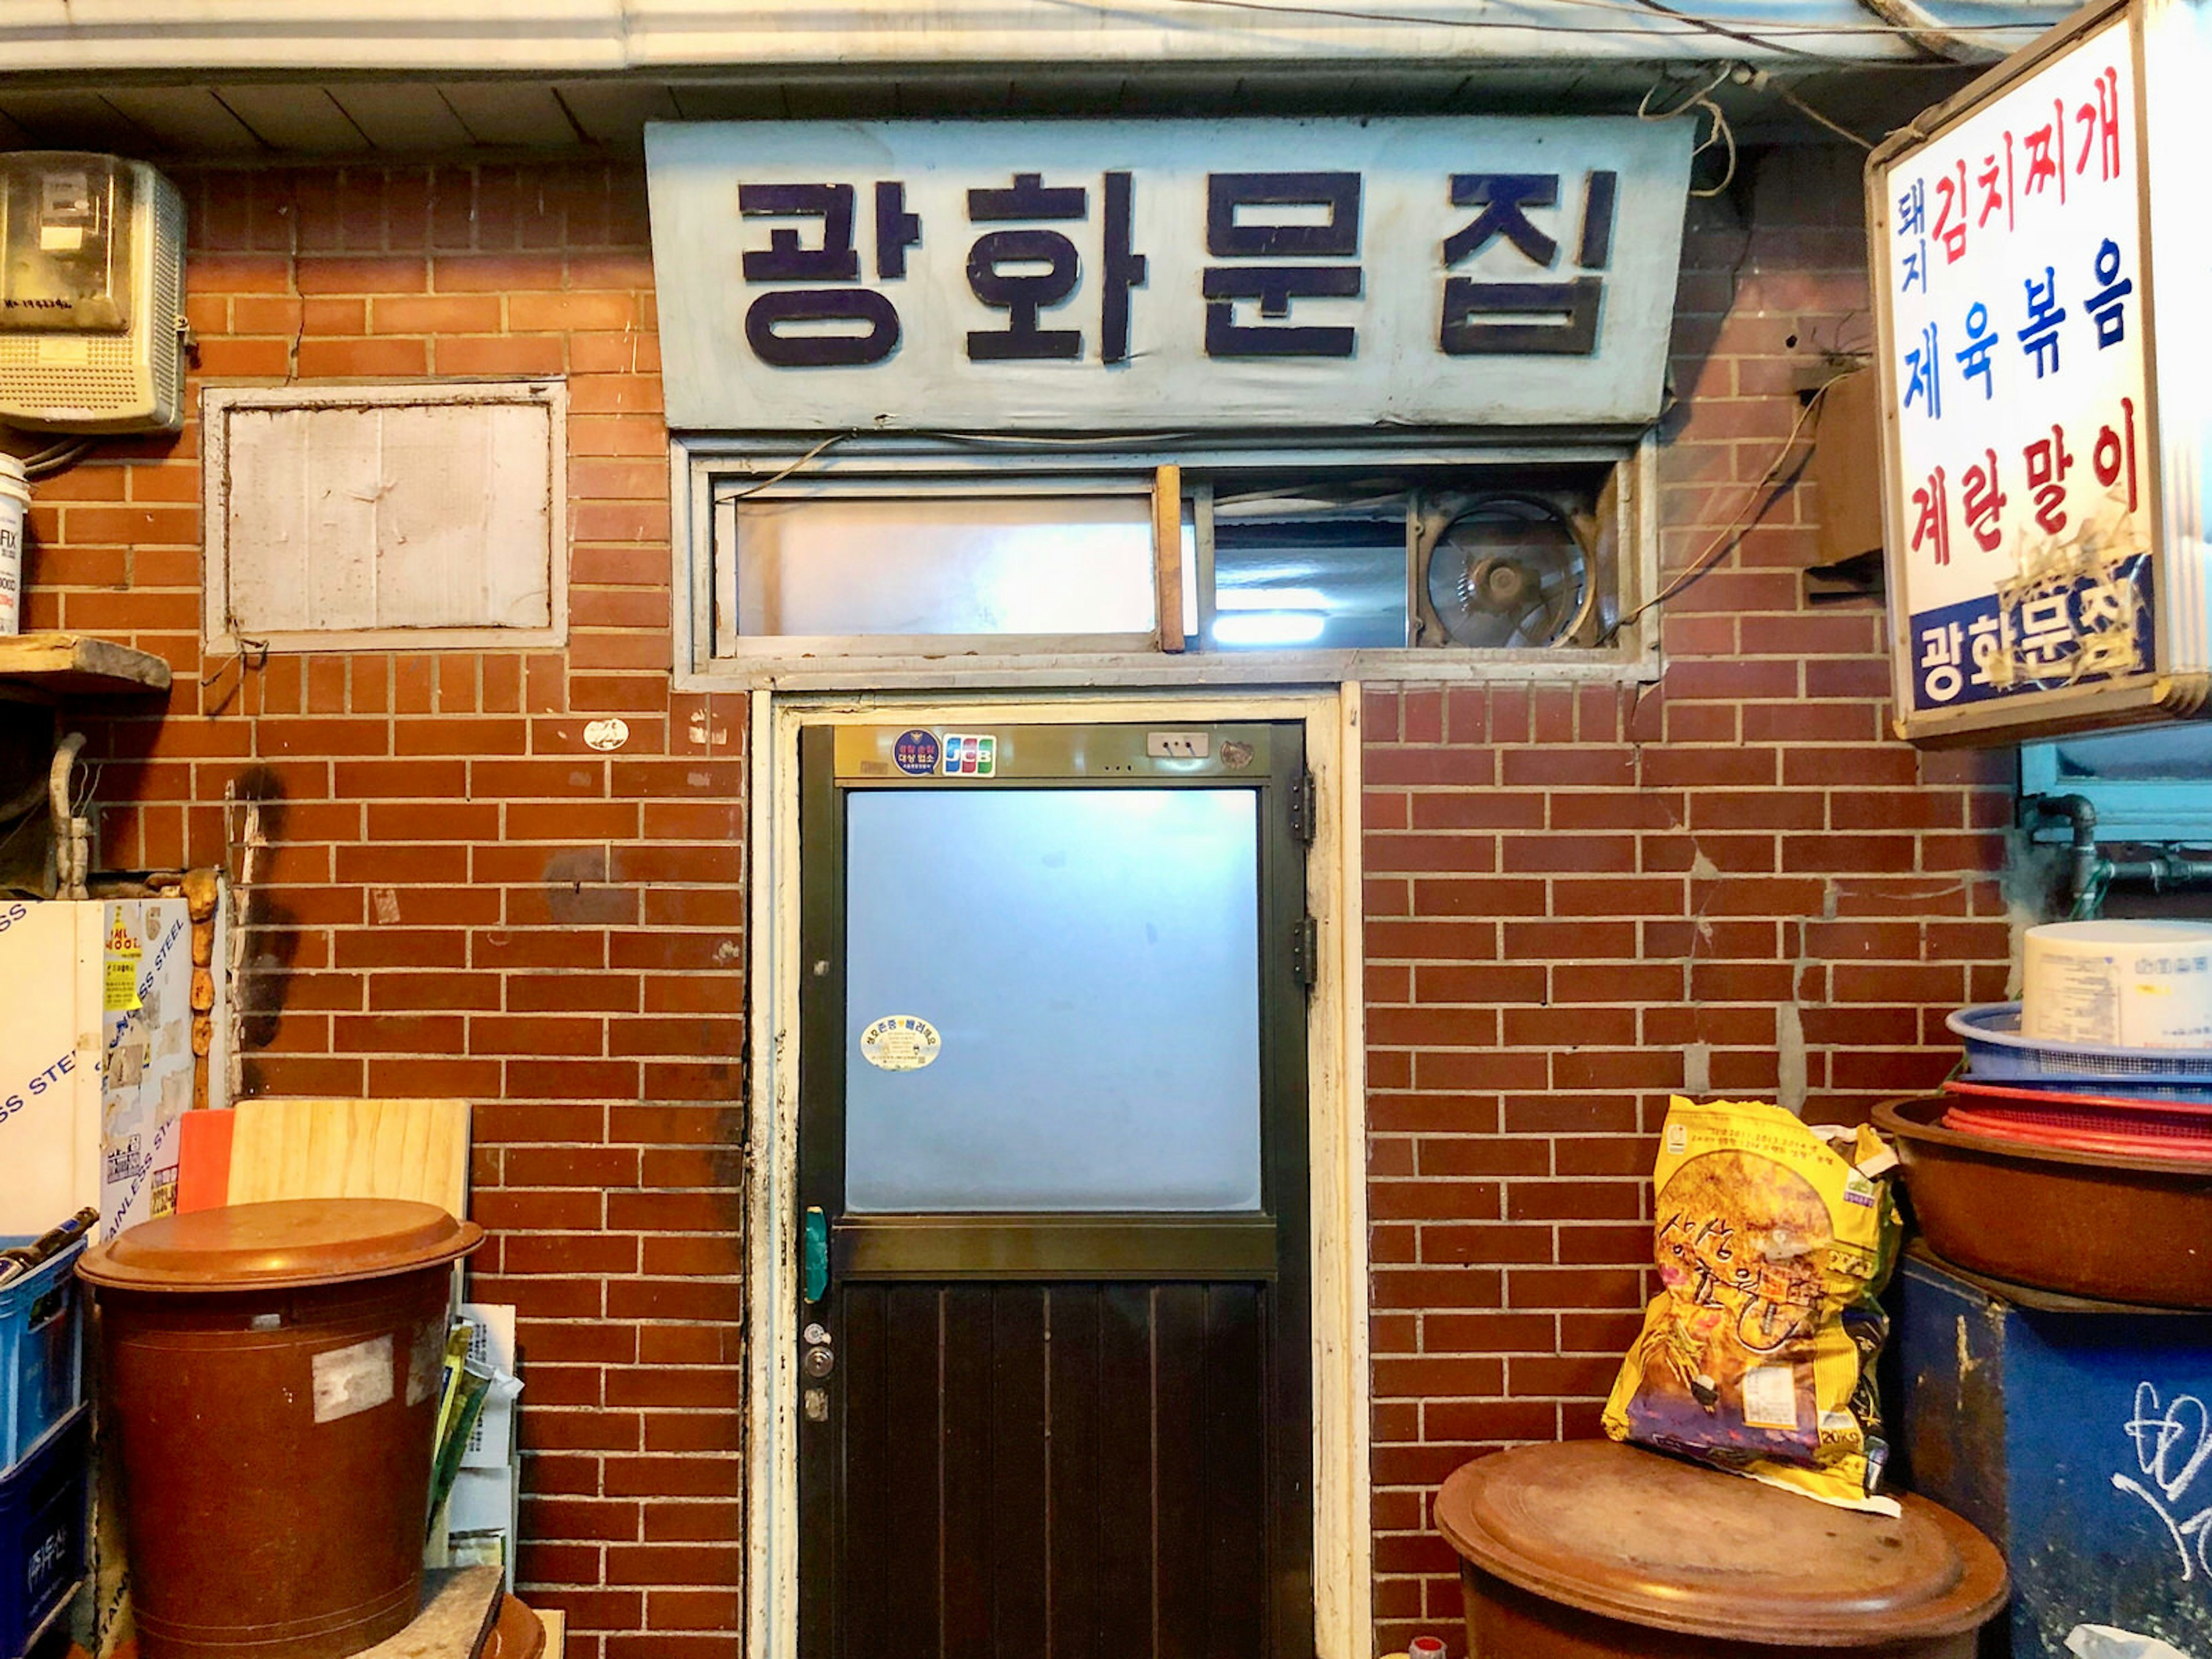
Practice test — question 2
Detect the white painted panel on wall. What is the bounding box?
[203,381,568,652]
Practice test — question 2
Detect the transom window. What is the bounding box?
[673,436,1657,688]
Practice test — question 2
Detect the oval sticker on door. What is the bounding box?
[861,1015,941,1071]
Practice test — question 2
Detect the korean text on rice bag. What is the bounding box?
[1601,1094,1902,1512]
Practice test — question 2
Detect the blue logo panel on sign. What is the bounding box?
[1908,550,2154,711]
[893,729,941,775]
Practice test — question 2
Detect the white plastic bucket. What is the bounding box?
[2022,919,2212,1049]
[0,454,28,636]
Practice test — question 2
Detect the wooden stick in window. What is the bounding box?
[1154,463,1185,654]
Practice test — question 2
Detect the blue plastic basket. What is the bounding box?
[1949,1002,2212,1099]
[0,1407,86,1659]
[0,1219,90,1475]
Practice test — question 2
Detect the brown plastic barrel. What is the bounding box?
[78,1198,484,1659]
[486,1597,549,1659]
[1433,1440,2009,1658]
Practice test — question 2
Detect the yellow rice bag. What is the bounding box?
[1601,1095,1902,1513]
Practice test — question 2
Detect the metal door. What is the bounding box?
[797,721,1315,1659]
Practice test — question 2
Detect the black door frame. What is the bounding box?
[794,719,1317,1659]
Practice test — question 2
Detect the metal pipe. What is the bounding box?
[2023,791,2102,906]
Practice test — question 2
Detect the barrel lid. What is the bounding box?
[1434,1441,2009,1644]
[77,1198,482,1292]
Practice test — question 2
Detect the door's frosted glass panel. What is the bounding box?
[843,788,1262,1213]
[736,494,1165,636]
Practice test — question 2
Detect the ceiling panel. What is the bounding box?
[330,84,475,152]
[0,92,151,153]
[555,80,679,146]
[438,82,579,147]
[100,88,265,155]
[215,86,372,153]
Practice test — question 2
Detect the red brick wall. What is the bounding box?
[1362,147,2013,1652]
[31,162,750,1657]
[20,148,2012,1659]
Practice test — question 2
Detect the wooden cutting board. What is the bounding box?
[353,1567,503,1658]
[226,1097,471,1217]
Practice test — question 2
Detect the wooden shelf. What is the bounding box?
[0,631,172,698]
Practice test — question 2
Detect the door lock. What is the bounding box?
[802,1345,836,1380]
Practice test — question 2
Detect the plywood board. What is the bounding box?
[0,632,172,697]
[227,1097,470,1218]
[353,1567,501,1659]
[205,382,567,654]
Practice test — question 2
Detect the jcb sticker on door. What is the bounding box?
[940,735,995,777]
[861,1015,941,1071]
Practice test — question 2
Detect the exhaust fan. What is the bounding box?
[1416,492,1600,650]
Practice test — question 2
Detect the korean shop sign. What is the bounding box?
[644,118,1694,433]
[1872,0,2212,745]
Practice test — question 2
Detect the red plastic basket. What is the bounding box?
[1938,1079,2212,1162]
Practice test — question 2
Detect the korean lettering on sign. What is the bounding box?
[645,119,1694,431]
[1881,17,2154,718]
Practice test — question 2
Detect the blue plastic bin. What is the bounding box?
[0,1406,86,1659]
[1949,1002,2212,1097]
[1895,1249,2212,1657]
[0,1225,88,1474]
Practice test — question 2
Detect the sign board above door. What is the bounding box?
[1870,0,2212,747]
[644,118,1693,434]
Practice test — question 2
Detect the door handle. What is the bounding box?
[804,1206,830,1304]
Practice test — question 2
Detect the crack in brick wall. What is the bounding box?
[18,147,2014,1659]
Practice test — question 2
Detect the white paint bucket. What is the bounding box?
[2022,919,2212,1049]
[0,454,26,636]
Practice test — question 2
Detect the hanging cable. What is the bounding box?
[719,430,858,502]
[1639,66,1738,198]
[1131,0,2047,52]
[1771,80,1877,149]
[1604,370,1854,642]
[1620,0,1818,60]
[21,438,92,481]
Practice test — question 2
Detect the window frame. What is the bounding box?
[670,431,1660,691]
[2020,728,2212,843]
[202,379,569,656]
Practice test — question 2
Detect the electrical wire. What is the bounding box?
[1605,370,1853,641]
[1771,78,1877,148]
[719,430,859,501]
[1639,65,1737,197]
[11,435,93,480]
[1125,0,2048,49]
[1620,0,1816,60]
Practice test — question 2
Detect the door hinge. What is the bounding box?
[1289,769,1317,846]
[1291,915,1320,990]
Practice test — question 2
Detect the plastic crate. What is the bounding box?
[1948,1002,2212,1097]
[0,1219,90,1475]
[0,1407,85,1659]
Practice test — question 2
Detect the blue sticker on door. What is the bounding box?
[892,729,941,775]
